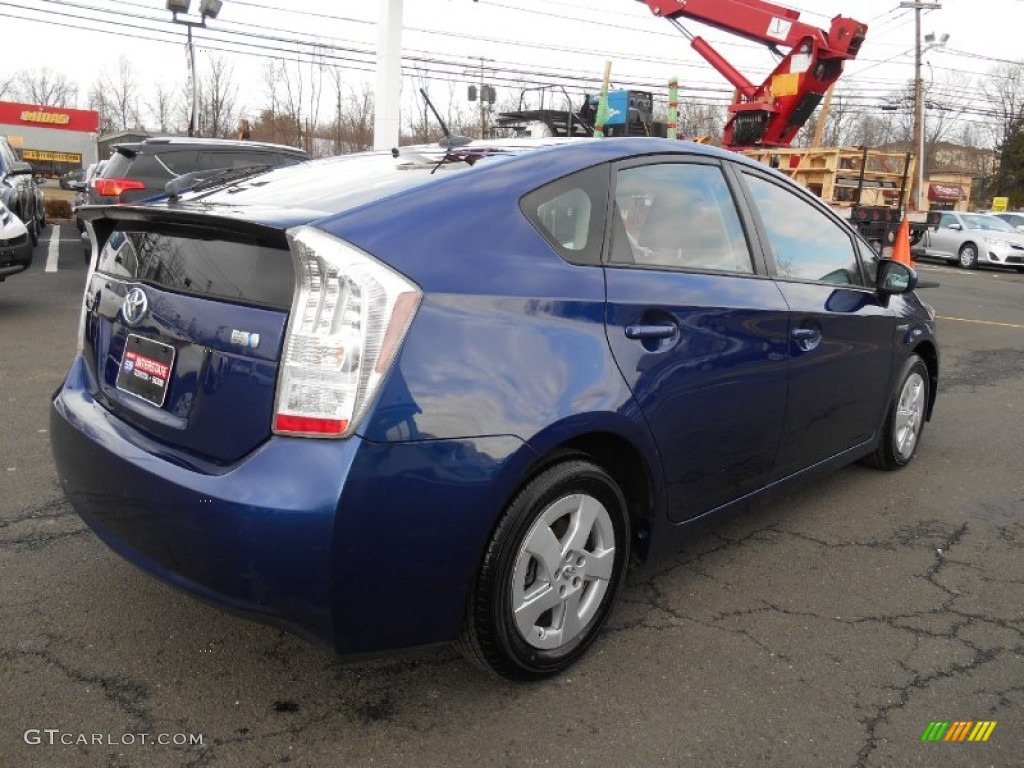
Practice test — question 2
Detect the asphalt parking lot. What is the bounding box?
[2,226,1022,768]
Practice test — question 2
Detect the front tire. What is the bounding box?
[863,354,929,471]
[24,208,39,247]
[461,459,630,680]
[958,243,978,269]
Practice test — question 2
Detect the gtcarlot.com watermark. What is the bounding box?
[24,729,203,747]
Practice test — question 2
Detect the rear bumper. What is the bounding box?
[51,353,530,655]
[51,355,350,646]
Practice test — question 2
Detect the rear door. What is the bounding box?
[923,212,963,260]
[82,220,294,464]
[736,168,895,476]
[602,157,790,522]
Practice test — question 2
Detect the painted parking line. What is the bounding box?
[45,225,62,273]
[937,316,1024,330]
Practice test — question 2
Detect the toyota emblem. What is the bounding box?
[122,287,149,326]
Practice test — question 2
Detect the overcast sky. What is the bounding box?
[2,0,1020,131]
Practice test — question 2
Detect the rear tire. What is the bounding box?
[863,354,929,471]
[460,459,630,680]
[958,243,978,269]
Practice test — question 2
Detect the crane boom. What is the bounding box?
[637,0,866,148]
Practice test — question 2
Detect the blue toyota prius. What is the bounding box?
[52,138,938,680]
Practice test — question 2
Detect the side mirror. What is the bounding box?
[877,259,918,296]
[948,223,962,231]
[9,161,33,176]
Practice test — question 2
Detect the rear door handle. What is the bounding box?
[625,323,678,340]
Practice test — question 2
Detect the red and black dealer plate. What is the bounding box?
[116,334,176,407]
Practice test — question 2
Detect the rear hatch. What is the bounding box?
[82,218,293,464]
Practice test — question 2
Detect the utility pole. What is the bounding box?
[373,0,403,150]
[466,58,494,139]
[900,1,941,211]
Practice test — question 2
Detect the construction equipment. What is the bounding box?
[635,0,866,148]
[494,0,866,148]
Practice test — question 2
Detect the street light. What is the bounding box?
[166,0,226,137]
[918,32,949,211]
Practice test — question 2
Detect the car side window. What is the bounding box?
[939,213,958,229]
[610,163,753,274]
[742,173,864,286]
[521,165,608,266]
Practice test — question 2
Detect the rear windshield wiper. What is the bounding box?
[165,164,275,200]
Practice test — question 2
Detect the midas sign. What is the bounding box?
[20,110,71,126]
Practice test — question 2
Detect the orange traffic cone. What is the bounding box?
[891,217,915,268]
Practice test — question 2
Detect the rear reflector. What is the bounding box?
[94,178,146,197]
[273,414,347,435]
[273,226,421,438]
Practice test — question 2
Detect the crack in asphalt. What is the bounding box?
[0,642,154,734]
[607,516,1021,768]
[0,497,76,527]
[0,496,88,552]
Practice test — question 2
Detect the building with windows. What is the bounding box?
[0,101,100,178]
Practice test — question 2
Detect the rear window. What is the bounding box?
[196,151,303,172]
[96,225,294,309]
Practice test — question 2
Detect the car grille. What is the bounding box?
[0,233,28,248]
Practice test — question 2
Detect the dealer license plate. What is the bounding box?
[115,334,176,407]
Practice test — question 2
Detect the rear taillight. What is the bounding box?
[274,226,421,438]
[94,178,145,197]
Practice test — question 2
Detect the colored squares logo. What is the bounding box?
[921,721,997,742]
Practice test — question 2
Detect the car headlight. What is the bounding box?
[982,237,1012,247]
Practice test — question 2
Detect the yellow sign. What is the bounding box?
[992,196,1009,212]
[770,73,800,98]
[20,110,71,126]
[21,149,82,164]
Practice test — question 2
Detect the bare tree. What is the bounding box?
[196,56,239,138]
[404,64,443,144]
[676,101,726,144]
[252,60,302,147]
[147,82,179,135]
[980,61,1024,195]
[0,73,16,101]
[340,82,375,152]
[980,61,1024,151]
[14,67,78,107]
[90,56,142,133]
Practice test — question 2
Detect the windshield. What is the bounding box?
[960,214,1017,233]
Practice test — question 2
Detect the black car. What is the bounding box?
[87,137,309,207]
[60,168,86,189]
[0,137,43,246]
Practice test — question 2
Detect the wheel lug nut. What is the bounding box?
[576,555,585,566]
[572,576,581,588]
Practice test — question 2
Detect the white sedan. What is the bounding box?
[914,211,1024,271]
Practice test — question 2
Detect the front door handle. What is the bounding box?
[791,326,822,352]
[625,323,677,340]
